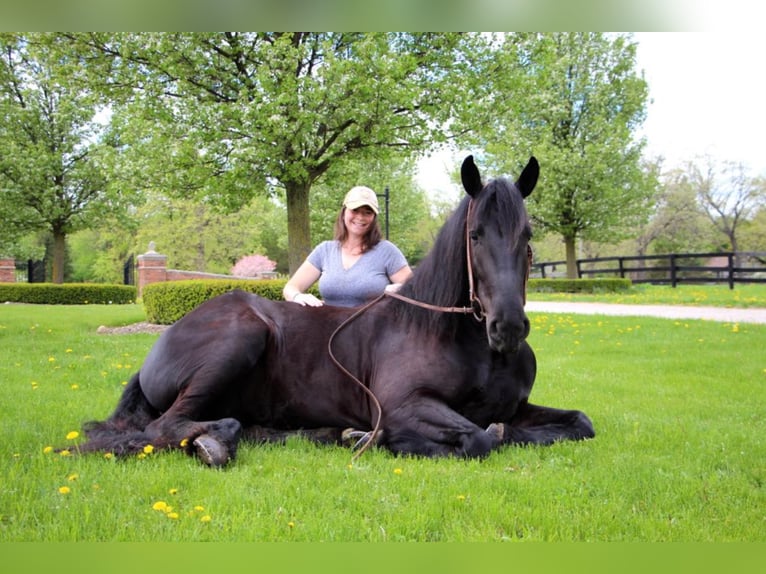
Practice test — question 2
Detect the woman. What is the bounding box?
[283,185,413,307]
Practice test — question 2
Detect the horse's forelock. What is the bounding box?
[470,177,530,247]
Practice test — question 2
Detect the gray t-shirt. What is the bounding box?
[307,240,408,307]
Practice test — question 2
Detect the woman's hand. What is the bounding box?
[292,293,324,307]
[385,282,403,293]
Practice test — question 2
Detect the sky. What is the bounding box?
[416,32,766,201]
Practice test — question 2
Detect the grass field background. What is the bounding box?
[1,286,764,541]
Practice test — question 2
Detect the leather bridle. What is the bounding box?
[384,198,534,316]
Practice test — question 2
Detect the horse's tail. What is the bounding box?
[79,372,160,456]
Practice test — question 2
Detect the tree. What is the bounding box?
[636,163,718,255]
[691,156,766,257]
[0,33,125,283]
[66,32,492,273]
[480,33,656,278]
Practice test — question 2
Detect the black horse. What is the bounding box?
[77,156,594,466]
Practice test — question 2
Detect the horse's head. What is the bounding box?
[460,155,539,354]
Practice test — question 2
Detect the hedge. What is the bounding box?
[142,279,319,324]
[0,283,136,305]
[142,277,633,325]
[528,278,632,293]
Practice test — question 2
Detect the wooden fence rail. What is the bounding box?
[532,251,766,289]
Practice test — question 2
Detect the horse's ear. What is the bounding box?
[515,156,539,198]
[461,155,483,198]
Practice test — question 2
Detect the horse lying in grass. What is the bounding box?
[75,155,595,466]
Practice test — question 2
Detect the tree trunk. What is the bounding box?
[52,230,66,284]
[564,234,578,279]
[285,180,312,275]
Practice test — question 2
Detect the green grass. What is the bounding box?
[1,299,764,541]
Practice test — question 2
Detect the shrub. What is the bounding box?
[528,278,632,293]
[142,279,319,324]
[0,283,136,304]
[230,254,277,277]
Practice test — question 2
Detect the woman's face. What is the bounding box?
[343,206,376,237]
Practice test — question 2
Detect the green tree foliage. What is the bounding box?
[478,33,657,278]
[65,32,491,273]
[0,33,130,282]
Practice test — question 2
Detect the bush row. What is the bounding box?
[0,283,136,304]
[0,277,631,317]
[143,277,633,325]
[528,278,632,293]
[142,279,319,324]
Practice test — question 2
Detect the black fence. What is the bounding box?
[532,251,766,289]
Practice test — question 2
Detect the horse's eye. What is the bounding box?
[469,231,479,241]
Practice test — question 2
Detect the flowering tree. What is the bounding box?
[231,254,277,277]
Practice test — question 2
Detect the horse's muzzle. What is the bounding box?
[487,312,530,354]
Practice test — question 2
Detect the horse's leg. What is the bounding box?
[383,398,500,458]
[489,401,595,446]
[141,389,244,467]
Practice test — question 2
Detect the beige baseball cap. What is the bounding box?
[343,186,379,214]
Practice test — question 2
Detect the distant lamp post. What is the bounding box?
[377,186,390,239]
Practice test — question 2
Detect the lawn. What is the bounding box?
[0,293,764,542]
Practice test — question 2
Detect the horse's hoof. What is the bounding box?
[193,434,230,467]
[486,423,505,442]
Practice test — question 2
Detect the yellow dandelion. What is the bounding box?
[143,444,154,454]
[48,357,56,362]
[65,349,73,353]
[167,512,179,520]
[393,468,403,475]
[70,384,79,390]
[43,446,53,454]
[121,381,128,386]
[58,486,71,494]
[31,382,38,389]
[104,452,113,460]
[200,515,212,523]
[152,501,169,512]
[287,521,295,528]
[180,438,189,448]
[137,452,146,459]
[169,488,178,495]
[193,505,205,512]
[456,494,466,501]
[66,431,79,440]
[67,474,78,482]
[59,449,71,457]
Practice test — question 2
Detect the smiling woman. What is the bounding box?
[283,185,413,308]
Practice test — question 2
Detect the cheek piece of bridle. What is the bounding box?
[327,199,533,460]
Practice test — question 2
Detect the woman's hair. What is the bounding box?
[333,207,382,252]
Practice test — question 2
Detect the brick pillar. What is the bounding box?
[0,258,15,283]
[136,242,167,297]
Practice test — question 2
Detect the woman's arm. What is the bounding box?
[283,260,323,306]
[385,264,414,293]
